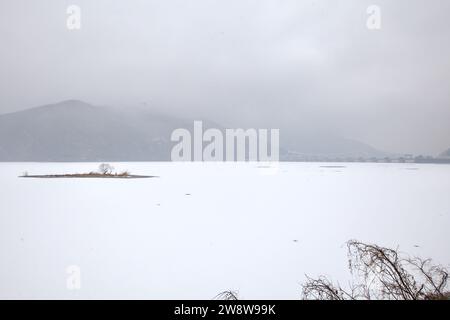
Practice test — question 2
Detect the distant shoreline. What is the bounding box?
[19,174,157,179]
[4,159,450,164]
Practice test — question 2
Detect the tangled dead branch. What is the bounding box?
[302,240,449,300]
[213,290,239,300]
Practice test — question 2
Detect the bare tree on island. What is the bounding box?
[302,240,449,300]
[98,163,114,175]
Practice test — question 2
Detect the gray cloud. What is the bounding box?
[0,0,449,155]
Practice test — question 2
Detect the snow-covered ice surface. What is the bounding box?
[0,162,449,299]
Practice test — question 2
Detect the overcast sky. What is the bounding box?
[0,0,449,155]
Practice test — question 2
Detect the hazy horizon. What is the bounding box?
[1,0,449,155]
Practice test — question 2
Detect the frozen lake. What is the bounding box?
[1,162,449,299]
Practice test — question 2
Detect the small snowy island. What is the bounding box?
[19,163,157,179]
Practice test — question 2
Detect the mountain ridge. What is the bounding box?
[0,100,387,161]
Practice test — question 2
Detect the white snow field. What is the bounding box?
[0,162,449,299]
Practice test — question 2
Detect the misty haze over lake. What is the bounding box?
[1,0,450,156]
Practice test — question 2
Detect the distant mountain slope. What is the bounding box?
[0,100,385,161]
[439,148,450,158]
[280,133,386,160]
[0,100,190,161]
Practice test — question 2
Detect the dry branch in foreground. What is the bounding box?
[302,240,449,300]
[213,290,239,300]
